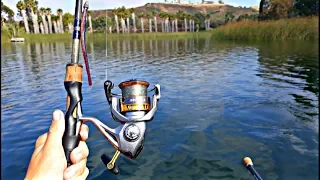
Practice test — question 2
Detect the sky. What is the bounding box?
[2,0,260,20]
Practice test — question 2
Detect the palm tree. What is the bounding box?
[57,8,64,33]
[88,10,93,33]
[26,0,39,33]
[67,18,73,33]
[183,12,188,32]
[164,13,169,32]
[46,8,52,33]
[112,8,119,33]
[33,6,41,34]
[106,16,114,33]
[174,13,179,32]
[117,7,126,33]
[192,16,195,32]
[170,13,175,32]
[39,7,48,33]
[129,8,136,32]
[152,11,158,32]
[159,12,165,32]
[125,9,130,33]
[146,12,153,32]
[187,14,192,32]
[205,13,211,30]
[16,1,30,33]
[51,14,58,33]
[176,10,184,32]
[137,12,145,33]
[38,17,44,34]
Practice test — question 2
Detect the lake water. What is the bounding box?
[1,37,319,180]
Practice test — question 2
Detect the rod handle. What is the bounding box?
[63,64,83,166]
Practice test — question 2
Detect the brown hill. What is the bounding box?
[91,2,258,23]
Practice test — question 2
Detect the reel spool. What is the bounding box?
[79,79,160,175]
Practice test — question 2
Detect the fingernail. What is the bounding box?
[81,132,88,140]
[53,110,61,121]
[59,111,64,121]
[65,169,75,180]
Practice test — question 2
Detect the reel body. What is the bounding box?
[79,79,161,174]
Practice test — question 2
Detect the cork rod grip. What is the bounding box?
[65,64,83,110]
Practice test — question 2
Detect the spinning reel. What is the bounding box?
[79,79,161,174]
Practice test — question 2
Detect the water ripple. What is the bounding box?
[1,39,318,180]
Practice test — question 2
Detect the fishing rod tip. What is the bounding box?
[243,157,253,167]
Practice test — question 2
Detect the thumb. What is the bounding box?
[44,110,65,147]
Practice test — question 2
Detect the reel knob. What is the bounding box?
[104,80,114,104]
[101,154,120,175]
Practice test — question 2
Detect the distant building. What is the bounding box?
[164,0,189,4]
[202,0,215,4]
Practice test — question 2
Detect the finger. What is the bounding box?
[35,133,48,149]
[70,141,89,164]
[79,124,89,141]
[64,158,87,180]
[73,167,89,180]
[44,110,65,148]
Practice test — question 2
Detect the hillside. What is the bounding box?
[91,3,258,24]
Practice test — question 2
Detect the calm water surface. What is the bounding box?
[1,38,319,180]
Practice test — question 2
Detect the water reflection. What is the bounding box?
[256,41,318,122]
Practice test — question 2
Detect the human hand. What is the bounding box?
[25,110,90,180]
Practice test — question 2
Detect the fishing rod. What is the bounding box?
[243,157,264,180]
[63,0,161,175]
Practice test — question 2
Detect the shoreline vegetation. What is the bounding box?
[211,16,318,40]
[1,16,318,43]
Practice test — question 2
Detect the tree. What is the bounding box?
[152,11,158,32]
[225,12,235,23]
[62,13,73,33]
[187,14,192,32]
[294,0,318,16]
[129,8,137,32]
[218,0,224,4]
[176,10,185,31]
[164,13,169,32]
[51,14,58,33]
[169,13,175,32]
[111,8,119,33]
[174,12,179,32]
[38,16,44,33]
[46,8,52,33]
[258,0,313,20]
[125,9,130,33]
[146,12,153,32]
[137,12,145,33]
[159,12,165,32]
[88,10,93,33]
[2,2,14,22]
[57,8,64,33]
[205,13,211,30]
[117,6,126,33]
[183,12,188,32]
[39,7,48,33]
[25,0,40,34]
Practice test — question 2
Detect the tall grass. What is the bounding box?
[1,31,212,44]
[211,16,319,40]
